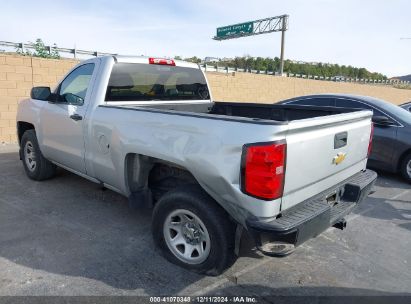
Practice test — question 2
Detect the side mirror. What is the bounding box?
[31,87,51,101]
[62,93,84,106]
[372,115,392,126]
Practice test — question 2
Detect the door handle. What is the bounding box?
[334,132,347,149]
[70,114,83,121]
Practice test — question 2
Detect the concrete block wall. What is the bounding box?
[207,72,411,105]
[0,54,79,143]
[1,53,411,143]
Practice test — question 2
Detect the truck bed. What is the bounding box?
[99,100,372,214]
[110,101,363,123]
[210,102,361,121]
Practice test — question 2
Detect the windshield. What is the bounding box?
[105,63,209,102]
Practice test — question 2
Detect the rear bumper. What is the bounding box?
[246,169,377,256]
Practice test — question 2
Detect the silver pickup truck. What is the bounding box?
[16,55,377,275]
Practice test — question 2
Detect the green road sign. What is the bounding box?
[216,22,254,38]
[213,15,288,75]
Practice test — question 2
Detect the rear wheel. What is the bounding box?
[152,186,236,275]
[163,209,211,265]
[400,153,411,183]
[21,130,56,181]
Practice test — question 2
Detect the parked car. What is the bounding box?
[278,94,411,183]
[16,57,376,275]
[400,101,411,112]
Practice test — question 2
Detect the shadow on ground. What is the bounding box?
[371,169,410,190]
[352,169,411,232]
[0,151,263,294]
[0,150,410,295]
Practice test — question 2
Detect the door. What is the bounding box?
[334,98,398,170]
[39,63,96,174]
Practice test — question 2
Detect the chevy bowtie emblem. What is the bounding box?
[333,152,347,165]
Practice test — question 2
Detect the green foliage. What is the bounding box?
[393,83,411,90]
[15,46,31,56]
[213,56,387,80]
[16,38,60,59]
[184,56,202,64]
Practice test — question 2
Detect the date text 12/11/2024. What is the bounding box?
[149,296,257,303]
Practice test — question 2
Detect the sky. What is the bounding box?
[0,0,410,77]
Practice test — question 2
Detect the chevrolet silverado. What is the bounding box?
[16,55,377,275]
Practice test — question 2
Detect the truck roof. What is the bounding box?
[113,55,200,69]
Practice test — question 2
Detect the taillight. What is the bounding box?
[367,123,374,157]
[148,57,175,66]
[241,141,287,200]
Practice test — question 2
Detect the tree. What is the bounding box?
[217,56,386,79]
[245,56,254,70]
[16,38,60,59]
[254,57,265,71]
[184,56,201,64]
[358,68,367,79]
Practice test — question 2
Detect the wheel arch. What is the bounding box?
[397,148,411,172]
[123,152,238,219]
[124,152,205,206]
[17,121,35,144]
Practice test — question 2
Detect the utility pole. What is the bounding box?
[279,17,286,75]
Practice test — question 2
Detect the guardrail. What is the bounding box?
[1,40,408,86]
[0,40,116,58]
[201,64,410,85]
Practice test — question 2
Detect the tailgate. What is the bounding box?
[281,110,373,211]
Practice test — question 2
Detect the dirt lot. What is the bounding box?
[0,144,410,296]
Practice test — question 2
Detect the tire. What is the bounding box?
[20,130,56,181]
[152,185,237,276]
[399,153,411,183]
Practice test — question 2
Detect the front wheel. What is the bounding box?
[152,186,237,276]
[21,130,56,181]
[400,153,411,183]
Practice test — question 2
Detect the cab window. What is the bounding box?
[335,98,398,126]
[106,63,209,101]
[335,99,384,115]
[58,64,95,102]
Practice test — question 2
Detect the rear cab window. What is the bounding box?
[105,63,209,102]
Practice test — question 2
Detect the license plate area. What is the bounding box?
[325,186,345,207]
[326,192,338,207]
